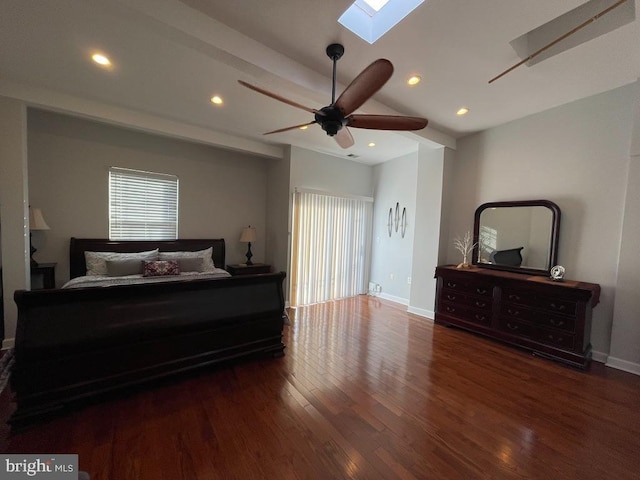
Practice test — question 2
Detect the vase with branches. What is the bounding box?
[454,231,477,269]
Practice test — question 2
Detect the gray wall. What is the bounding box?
[27,109,271,286]
[371,152,418,303]
[446,83,637,367]
[370,146,445,316]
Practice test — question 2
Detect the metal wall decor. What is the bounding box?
[388,203,408,238]
[394,202,400,232]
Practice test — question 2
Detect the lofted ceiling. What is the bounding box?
[1,0,639,164]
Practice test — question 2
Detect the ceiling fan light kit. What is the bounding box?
[238,43,428,149]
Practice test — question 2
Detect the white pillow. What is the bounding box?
[159,247,216,272]
[85,249,159,276]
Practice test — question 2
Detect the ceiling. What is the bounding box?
[1,0,639,164]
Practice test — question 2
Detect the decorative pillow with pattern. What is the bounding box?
[142,260,180,277]
[159,247,216,272]
[85,249,159,276]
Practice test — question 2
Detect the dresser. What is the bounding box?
[434,265,600,368]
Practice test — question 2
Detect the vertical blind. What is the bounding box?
[109,167,179,240]
[290,189,373,306]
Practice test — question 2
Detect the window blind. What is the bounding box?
[290,190,372,306]
[109,167,178,240]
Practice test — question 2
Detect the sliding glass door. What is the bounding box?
[290,189,373,306]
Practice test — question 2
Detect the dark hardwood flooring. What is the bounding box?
[1,295,640,479]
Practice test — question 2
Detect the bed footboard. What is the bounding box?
[10,272,286,427]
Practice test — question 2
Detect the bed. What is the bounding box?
[10,238,286,428]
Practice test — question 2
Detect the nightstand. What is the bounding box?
[31,262,56,289]
[226,263,271,276]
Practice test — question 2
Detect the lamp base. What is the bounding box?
[30,232,39,267]
[245,242,253,265]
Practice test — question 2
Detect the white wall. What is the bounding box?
[447,84,636,360]
[289,146,374,197]
[0,96,30,346]
[408,146,446,318]
[27,109,271,285]
[608,80,640,374]
[265,147,291,285]
[371,152,418,304]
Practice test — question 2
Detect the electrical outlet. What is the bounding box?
[407,276,412,285]
[389,273,395,280]
[376,284,382,292]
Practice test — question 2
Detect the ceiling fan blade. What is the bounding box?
[334,59,393,116]
[347,114,428,131]
[334,127,354,149]
[264,121,317,135]
[238,80,318,114]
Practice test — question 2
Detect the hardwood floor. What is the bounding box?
[2,295,640,479]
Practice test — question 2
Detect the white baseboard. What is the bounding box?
[378,293,409,305]
[2,338,15,350]
[591,350,608,364]
[605,356,640,376]
[407,306,434,320]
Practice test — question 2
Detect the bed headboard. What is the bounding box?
[69,238,226,279]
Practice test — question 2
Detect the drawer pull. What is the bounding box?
[549,318,565,327]
[446,294,457,301]
[475,301,487,308]
[446,281,457,288]
[507,308,520,316]
[508,294,521,301]
[476,288,487,295]
[474,314,486,321]
[547,334,563,344]
[550,303,566,311]
[506,323,519,331]
[445,306,456,313]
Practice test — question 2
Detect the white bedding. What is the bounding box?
[63,268,231,289]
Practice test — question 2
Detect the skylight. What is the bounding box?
[339,0,424,44]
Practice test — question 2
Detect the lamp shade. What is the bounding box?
[29,207,50,231]
[239,226,257,243]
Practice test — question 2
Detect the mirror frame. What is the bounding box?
[472,199,561,276]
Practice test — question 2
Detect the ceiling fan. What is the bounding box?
[238,43,428,149]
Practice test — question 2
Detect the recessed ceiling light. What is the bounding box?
[368,142,376,147]
[457,107,469,116]
[210,96,223,105]
[91,53,111,67]
[299,125,308,130]
[407,75,421,86]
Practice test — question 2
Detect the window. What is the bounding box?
[109,167,178,240]
[290,189,373,306]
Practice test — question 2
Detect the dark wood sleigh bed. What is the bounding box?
[10,238,286,428]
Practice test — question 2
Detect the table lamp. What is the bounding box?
[239,226,257,265]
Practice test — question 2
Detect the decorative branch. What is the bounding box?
[453,231,477,268]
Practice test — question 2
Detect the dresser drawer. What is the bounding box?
[500,304,576,332]
[535,327,575,350]
[442,278,492,297]
[498,317,536,339]
[501,288,578,317]
[438,301,491,326]
[440,290,491,311]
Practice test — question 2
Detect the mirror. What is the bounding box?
[472,200,560,276]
